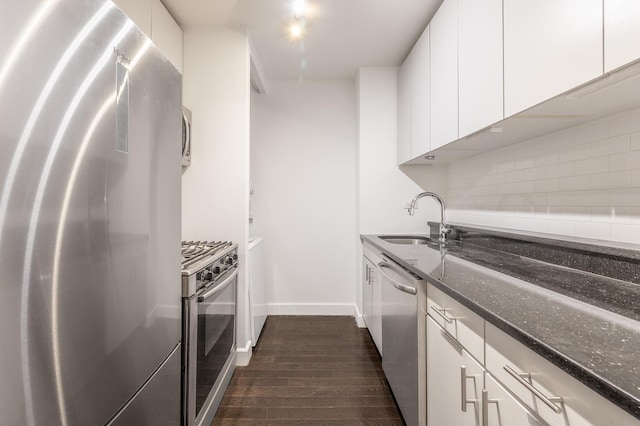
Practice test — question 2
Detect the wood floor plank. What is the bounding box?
[212,316,403,425]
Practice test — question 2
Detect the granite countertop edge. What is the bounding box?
[361,234,640,420]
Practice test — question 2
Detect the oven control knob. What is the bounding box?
[232,253,238,261]
[213,266,221,274]
[203,270,213,280]
[224,256,234,265]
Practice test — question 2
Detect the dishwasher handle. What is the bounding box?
[378,259,418,295]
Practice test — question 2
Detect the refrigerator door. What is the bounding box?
[108,344,181,426]
[0,1,182,425]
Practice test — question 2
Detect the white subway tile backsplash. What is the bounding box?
[609,110,640,136]
[447,108,640,244]
[590,170,630,190]
[514,158,535,170]
[574,190,610,207]
[514,181,535,194]
[610,189,640,207]
[559,175,590,191]
[534,153,560,167]
[590,135,629,157]
[630,132,640,151]
[534,178,560,193]
[547,192,574,206]
[572,122,609,145]
[609,150,640,171]
[558,144,590,163]
[573,157,609,176]
[546,163,574,178]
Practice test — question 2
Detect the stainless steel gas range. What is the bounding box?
[181,241,238,426]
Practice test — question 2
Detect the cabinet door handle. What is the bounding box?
[365,265,370,283]
[503,365,563,414]
[431,304,457,323]
[482,389,488,426]
[461,365,468,412]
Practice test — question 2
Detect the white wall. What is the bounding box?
[357,68,442,235]
[250,80,357,316]
[356,67,445,324]
[447,107,640,244]
[181,27,252,358]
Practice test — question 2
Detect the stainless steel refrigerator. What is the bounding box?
[0,0,182,424]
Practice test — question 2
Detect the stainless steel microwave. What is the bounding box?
[182,106,192,167]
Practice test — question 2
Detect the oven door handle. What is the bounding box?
[197,266,238,302]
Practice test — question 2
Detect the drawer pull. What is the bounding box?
[503,365,563,414]
[460,366,478,412]
[431,304,457,323]
[481,389,499,426]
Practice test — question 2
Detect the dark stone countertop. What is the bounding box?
[361,226,640,420]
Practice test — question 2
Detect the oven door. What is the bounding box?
[184,265,237,426]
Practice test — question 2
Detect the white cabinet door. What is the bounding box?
[362,257,373,329]
[151,0,183,73]
[458,0,503,138]
[363,255,382,353]
[503,0,603,117]
[369,261,382,354]
[397,55,412,165]
[605,0,640,72]
[113,0,152,36]
[430,0,458,151]
[484,373,544,426]
[427,316,483,426]
[410,27,430,158]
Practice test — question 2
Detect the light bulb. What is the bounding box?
[290,22,302,38]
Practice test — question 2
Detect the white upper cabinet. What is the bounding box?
[397,26,430,165]
[503,0,603,117]
[113,0,183,73]
[397,55,412,165]
[113,0,152,36]
[430,0,458,151]
[151,0,183,73]
[458,0,503,138]
[410,28,431,158]
[605,0,640,72]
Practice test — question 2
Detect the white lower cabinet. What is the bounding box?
[424,291,639,426]
[427,316,483,426]
[484,372,544,426]
[362,244,382,353]
[485,322,639,426]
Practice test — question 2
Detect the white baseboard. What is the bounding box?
[235,340,252,366]
[353,304,366,328]
[267,303,357,316]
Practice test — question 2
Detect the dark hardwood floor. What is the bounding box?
[213,316,404,425]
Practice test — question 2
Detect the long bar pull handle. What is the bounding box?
[503,365,563,414]
[461,366,479,413]
[431,304,456,323]
[378,261,417,295]
[461,366,468,412]
[482,389,489,426]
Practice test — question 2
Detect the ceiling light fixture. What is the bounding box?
[290,22,302,39]
[293,0,306,18]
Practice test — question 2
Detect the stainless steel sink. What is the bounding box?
[379,236,435,245]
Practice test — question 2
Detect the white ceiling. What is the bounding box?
[161,0,443,80]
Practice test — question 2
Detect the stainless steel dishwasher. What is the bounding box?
[379,254,426,426]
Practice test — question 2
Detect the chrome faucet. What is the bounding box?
[407,192,451,242]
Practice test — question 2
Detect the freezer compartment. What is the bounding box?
[108,343,181,426]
